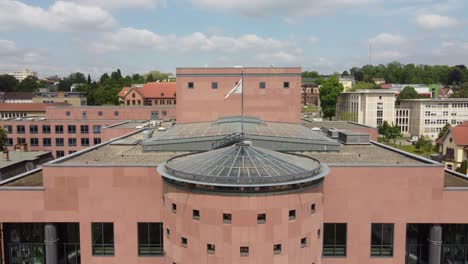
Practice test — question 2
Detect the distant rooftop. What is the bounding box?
[0,169,43,187]
[302,120,376,130]
[401,98,468,102]
[0,151,51,170]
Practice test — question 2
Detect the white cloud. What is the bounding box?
[441,41,468,50]
[308,36,319,45]
[369,33,406,46]
[93,27,298,56]
[190,0,381,17]
[415,14,460,29]
[0,1,116,31]
[0,40,17,55]
[72,0,166,9]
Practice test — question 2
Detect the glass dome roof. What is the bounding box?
[158,142,328,187]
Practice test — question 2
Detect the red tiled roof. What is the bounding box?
[0,103,69,112]
[138,82,176,98]
[450,122,468,145]
[380,84,391,89]
[118,87,131,98]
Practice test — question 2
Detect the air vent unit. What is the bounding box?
[337,131,370,145]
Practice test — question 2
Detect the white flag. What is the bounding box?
[224,78,243,99]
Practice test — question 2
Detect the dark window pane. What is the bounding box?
[103,223,114,244]
[138,223,148,245]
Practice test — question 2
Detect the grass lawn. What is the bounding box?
[378,137,437,157]
[302,106,319,113]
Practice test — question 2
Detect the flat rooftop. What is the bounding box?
[0,151,51,170]
[53,128,428,166]
[297,143,425,165]
[58,132,189,165]
[302,120,376,130]
[0,170,43,187]
[444,171,468,187]
[142,117,340,152]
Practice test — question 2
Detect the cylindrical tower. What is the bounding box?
[158,142,329,264]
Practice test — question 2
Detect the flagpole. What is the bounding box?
[241,71,244,139]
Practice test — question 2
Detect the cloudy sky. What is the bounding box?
[0,0,467,78]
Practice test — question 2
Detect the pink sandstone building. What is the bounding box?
[0,67,467,264]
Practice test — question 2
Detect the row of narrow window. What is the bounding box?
[7,137,100,147]
[176,238,308,256]
[4,125,101,134]
[187,81,290,89]
[171,203,316,223]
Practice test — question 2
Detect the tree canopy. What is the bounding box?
[437,123,451,140]
[319,75,343,120]
[0,74,19,92]
[0,127,8,152]
[378,121,401,144]
[333,62,468,85]
[350,82,380,91]
[399,86,420,100]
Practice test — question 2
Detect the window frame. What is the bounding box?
[68,125,76,134]
[55,125,64,134]
[283,82,290,89]
[322,223,347,257]
[137,222,164,256]
[370,223,394,257]
[259,82,266,89]
[211,82,218,89]
[91,222,115,256]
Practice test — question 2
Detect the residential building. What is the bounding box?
[33,91,87,106]
[437,122,468,172]
[0,69,37,81]
[119,82,176,108]
[0,92,34,103]
[0,103,68,118]
[395,108,410,135]
[2,106,176,158]
[336,90,396,127]
[400,98,468,139]
[338,76,356,91]
[372,78,386,85]
[302,78,320,106]
[176,67,302,123]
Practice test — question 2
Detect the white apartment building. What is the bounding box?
[400,99,468,139]
[0,69,38,81]
[336,90,396,128]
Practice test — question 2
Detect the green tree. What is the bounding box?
[387,123,402,145]
[399,86,420,100]
[302,71,320,78]
[342,71,349,77]
[378,121,391,142]
[458,83,468,98]
[350,82,380,91]
[0,127,8,152]
[449,67,463,85]
[145,70,170,82]
[437,123,451,140]
[17,76,39,92]
[319,76,344,120]
[146,74,155,83]
[456,160,468,174]
[0,74,19,92]
[415,136,433,157]
[87,74,92,84]
[354,71,364,82]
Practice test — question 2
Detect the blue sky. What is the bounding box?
[0,0,467,78]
